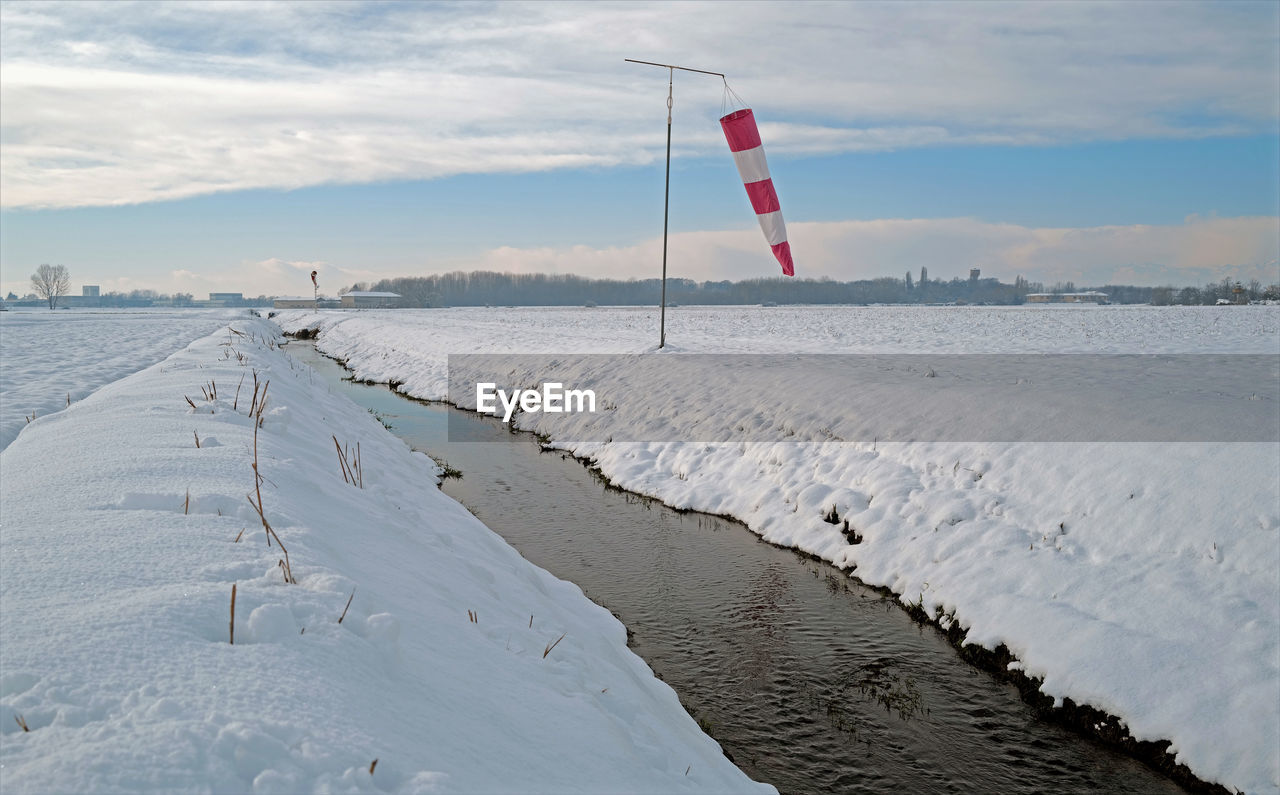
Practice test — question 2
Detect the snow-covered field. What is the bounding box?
[276,304,1280,795]
[0,309,240,451]
[0,318,769,793]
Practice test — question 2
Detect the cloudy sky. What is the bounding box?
[1,0,1277,297]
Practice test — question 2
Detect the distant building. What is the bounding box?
[969,268,980,282]
[273,296,317,309]
[61,285,103,307]
[207,292,244,307]
[341,291,400,308]
[1026,291,1109,304]
[60,285,102,307]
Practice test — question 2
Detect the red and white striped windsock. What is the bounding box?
[720,108,794,276]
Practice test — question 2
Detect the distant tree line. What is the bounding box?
[3,288,273,308]
[8,268,1276,309]
[1148,278,1277,306]
[108,290,272,307]
[347,270,1280,308]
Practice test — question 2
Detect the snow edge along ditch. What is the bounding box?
[276,310,1279,795]
[0,319,773,794]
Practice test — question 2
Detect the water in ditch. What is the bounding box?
[289,341,1185,795]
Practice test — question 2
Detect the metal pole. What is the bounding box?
[660,68,672,349]
[626,59,724,349]
[625,59,724,78]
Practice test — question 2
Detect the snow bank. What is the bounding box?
[275,306,1280,795]
[0,309,239,452]
[0,318,771,794]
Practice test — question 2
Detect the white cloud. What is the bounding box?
[0,1,1275,208]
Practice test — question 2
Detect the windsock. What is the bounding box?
[310,270,318,288]
[720,108,793,276]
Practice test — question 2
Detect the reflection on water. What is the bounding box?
[290,342,1186,795]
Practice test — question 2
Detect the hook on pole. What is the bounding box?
[667,68,673,123]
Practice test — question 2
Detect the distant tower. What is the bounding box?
[969,268,980,283]
[905,271,913,290]
[920,266,928,286]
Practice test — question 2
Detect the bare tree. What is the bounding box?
[31,264,70,310]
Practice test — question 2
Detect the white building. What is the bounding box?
[341,291,400,308]
[273,296,317,309]
[1025,291,1109,304]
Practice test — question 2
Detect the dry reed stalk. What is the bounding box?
[369,759,378,775]
[249,371,260,416]
[332,436,353,484]
[247,503,295,582]
[543,632,566,659]
[254,381,269,428]
[230,583,237,644]
[233,373,244,411]
[14,714,29,732]
[183,489,191,515]
[338,588,355,623]
[332,437,364,488]
[249,488,269,548]
[66,393,70,407]
[246,414,294,584]
[529,614,533,628]
[251,410,265,537]
[268,531,294,583]
[234,528,245,543]
[194,431,201,448]
[185,396,196,409]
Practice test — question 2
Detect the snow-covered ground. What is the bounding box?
[0,308,240,451]
[0,318,770,793]
[275,304,1280,795]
